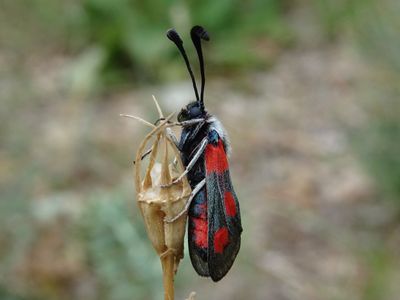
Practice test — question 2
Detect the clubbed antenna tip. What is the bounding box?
[191,25,210,41]
[166,28,183,45]
[190,25,209,109]
[166,28,200,103]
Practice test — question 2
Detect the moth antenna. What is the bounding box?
[190,25,209,110]
[166,28,200,102]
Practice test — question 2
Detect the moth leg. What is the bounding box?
[178,120,206,151]
[165,178,206,223]
[168,118,205,127]
[179,118,205,127]
[166,127,179,148]
[161,137,208,187]
[134,125,179,164]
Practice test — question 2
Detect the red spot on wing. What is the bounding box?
[193,203,208,248]
[214,227,229,254]
[224,191,237,217]
[205,140,228,174]
[193,218,208,248]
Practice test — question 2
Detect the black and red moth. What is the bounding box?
[166,26,242,281]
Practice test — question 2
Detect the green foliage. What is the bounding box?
[361,247,397,300]
[351,104,400,207]
[0,286,36,300]
[311,0,361,37]
[66,0,292,84]
[79,190,163,300]
[352,0,400,74]
[347,0,400,209]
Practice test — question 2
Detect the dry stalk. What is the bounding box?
[126,96,195,300]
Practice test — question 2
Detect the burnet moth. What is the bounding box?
[165,25,242,281]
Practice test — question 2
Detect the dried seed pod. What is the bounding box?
[130,97,191,300]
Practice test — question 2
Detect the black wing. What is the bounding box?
[188,188,210,277]
[205,132,242,281]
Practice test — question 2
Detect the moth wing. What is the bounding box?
[205,135,242,282]
[188,188,210,277]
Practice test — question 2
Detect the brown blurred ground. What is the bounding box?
[1,2,400,300]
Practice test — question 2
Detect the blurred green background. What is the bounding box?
[1,0,399,299]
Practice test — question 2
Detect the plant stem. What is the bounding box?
[161,254,174,300]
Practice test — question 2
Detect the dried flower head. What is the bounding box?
[122,96,192,300]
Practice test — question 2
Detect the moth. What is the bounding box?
[165,26,242,282]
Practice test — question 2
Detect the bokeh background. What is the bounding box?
[1,0,400,299]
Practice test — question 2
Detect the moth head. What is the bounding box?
[177,101,205,122]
